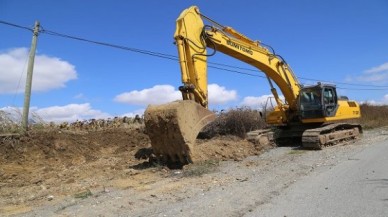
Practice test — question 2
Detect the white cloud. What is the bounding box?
[121,109,145,118]
[208,84,237,104]
[365,62,388,74]
[0,48,77,94]
[240,95,272,108]
[358,73,388,83]
[360,94,388,105]
[239,94,284,109]
[73,93,85,99]
[114,85,181,105]
[32,103,110,122]
[346,62,388,84]
[114,83,237,106]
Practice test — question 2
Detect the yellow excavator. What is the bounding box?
[144,6,362,164]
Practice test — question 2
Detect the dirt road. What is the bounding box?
[4,128,388,217]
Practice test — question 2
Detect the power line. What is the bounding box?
[206,65,388,90]
[209,63,388,89]
[0,20,33,32]
[41,28,179,61]
[208,65,266,78]
[298,77,388,88]
[1,19,388,90]
[337,87,388,91]
[12,48,30,105]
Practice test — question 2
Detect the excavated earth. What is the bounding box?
[2,124,386,217]
[0,125,269,216]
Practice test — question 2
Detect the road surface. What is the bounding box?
[246,140,388,217]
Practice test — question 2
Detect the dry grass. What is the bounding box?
[1,103,388,135]
[359,103,388,129]
[0,108,48,134]
[0,110,20,134]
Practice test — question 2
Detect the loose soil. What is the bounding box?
[0,126,270,216]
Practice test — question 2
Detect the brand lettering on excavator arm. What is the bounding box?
[226,40,253,55]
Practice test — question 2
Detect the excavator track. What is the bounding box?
[302,123,362,149]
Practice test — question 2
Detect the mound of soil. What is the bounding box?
[0,127,271,215]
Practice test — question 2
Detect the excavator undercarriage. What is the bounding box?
[300,123,362,149]
[268,123,361,148]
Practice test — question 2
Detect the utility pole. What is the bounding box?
[21,21,40,133]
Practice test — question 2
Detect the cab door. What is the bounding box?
[299,87,324,119]
[323,87,338,117]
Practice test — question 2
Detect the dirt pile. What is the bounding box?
[195,135,271,162]
[0,127,149,214]
[0,126,270,215]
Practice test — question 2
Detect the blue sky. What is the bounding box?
[1,0,387,122]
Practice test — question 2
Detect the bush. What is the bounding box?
[199,107,267,139]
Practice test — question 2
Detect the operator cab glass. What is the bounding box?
[299,85,338,119]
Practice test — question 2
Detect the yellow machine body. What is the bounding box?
[144,6,361,163]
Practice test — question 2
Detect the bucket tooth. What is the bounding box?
[144,100,215,164]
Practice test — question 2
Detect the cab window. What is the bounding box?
[323,88,335,104]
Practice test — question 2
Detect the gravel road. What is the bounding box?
[19,128,388,217]
[246,135,388,217]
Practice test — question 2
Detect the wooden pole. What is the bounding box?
[21,21,40,133]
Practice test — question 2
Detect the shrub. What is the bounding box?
[199,107,266,139]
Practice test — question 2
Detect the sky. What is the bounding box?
[0,0,387,123]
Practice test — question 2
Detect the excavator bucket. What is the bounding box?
[144,100,215,164]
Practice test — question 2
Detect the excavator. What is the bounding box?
[143,6,362,164]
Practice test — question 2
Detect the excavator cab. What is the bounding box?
[299,84,339,119]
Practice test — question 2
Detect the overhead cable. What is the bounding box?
[2,19,388,90]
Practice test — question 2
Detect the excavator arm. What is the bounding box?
[143,6,361,164]
[174,6,209,108]
[174,6,301,124]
